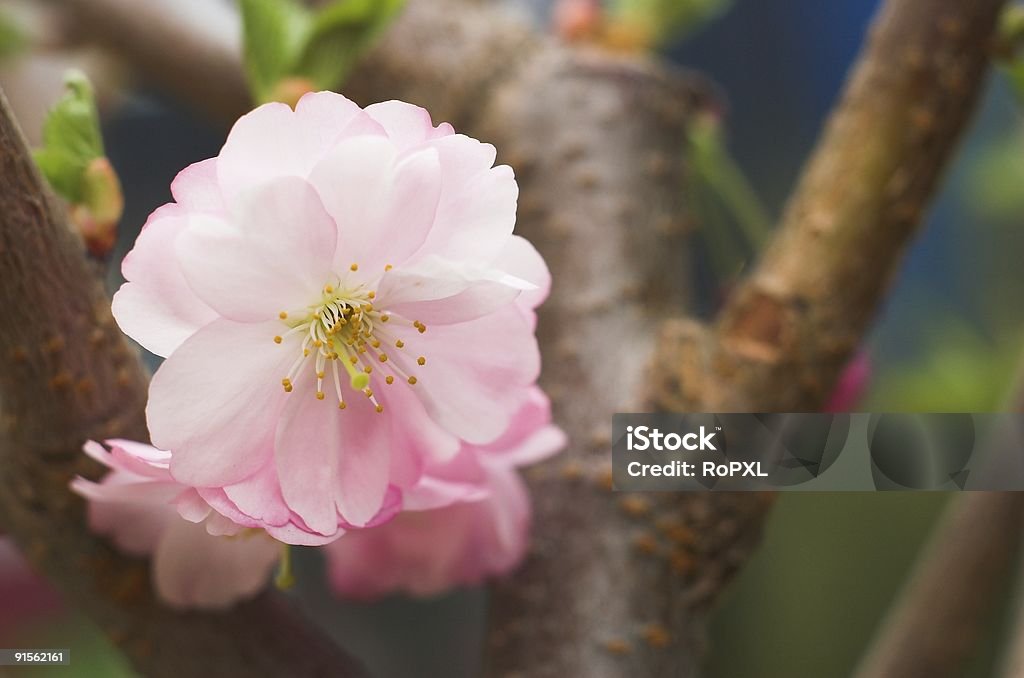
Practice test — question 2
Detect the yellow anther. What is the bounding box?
[316,391,325,400]
[338,401,347,410]
[417,356,426,366]
[384,264,393,271]
[417,325,426,334]
[379,353,388,363]
[395,339,404,348]
[375,404,384,413]
[279,311,288,319]
[273,336,283,344]
[283,384,293,393]
[407,376,417,385]
[371,340,381,348]
[314,339,323,347]
[350,263,359,272]
[364,388,374,398]
[364,365,373,374]
[303,349,310,357]
[349,356,358,365]
[324,285,334,294]
[381,315,390,323]
[317,371,325,379]
[368,291,376,299]
[385,375,394,385]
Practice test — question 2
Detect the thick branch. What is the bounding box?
[54,0,250,123]
[0,88,364,678]
[652,0,1007,412]
[853,492,1024,678]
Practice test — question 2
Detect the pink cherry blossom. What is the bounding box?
[824,351,871,412]
[324,389,566,599]
[72,440,281,610]
[0,539,62,642]
[111,92,551,540]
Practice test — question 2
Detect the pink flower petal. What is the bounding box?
[377,256,532,325]
[223,463,292,528]
[175,177,337,322]
[153,519,280,610]
[217,93,383,204]
[275,374,392,530]
[416,134,517,263]
[171,158,226,214]
[492,236,552,316]
[308,138,442,276]
[392,305,540,443]
[148,319,290,487]
[112,207,218,357]
[364,100,448,152]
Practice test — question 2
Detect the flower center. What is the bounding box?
[272,265,427,413]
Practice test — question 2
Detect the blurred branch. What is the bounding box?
[50,0,250,123]
[0,86,364,678]
[853,492,1024,678]
[652,0,1007,412]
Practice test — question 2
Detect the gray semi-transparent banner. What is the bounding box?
[612,414,1024,491]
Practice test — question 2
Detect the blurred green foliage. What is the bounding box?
[239,0,406,104]
[609,0,733,46]
[6,613,136,678]
[968,128,1024,222]
[867,321,1023,412]
[687,113,771,280]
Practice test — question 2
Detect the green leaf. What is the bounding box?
[34,147,88,201]
[35,71,104,203]
[238,0,406,104]
[295,0,406,92]
[239,0,313,103]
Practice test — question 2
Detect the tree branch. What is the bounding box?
[652,0,1007,413]
[0,88,365,678]
[853,492,1024,678]
[53,0,250,124]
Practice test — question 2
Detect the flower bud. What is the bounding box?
[268,77,317,110]
[71,156,123,257]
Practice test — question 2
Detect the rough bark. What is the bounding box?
[854,492,1024,678]
[0,88,364,678]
